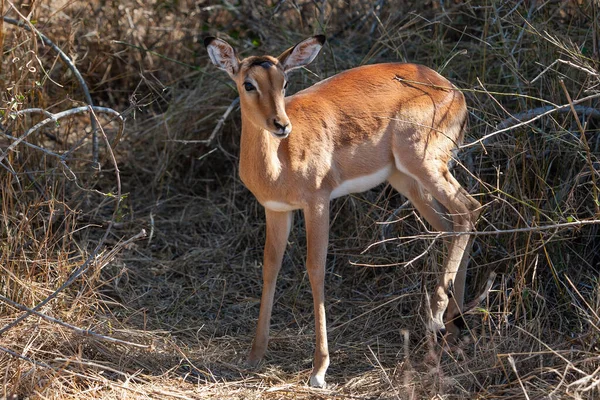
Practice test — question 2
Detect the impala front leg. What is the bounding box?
[304,201,330,388]
[247,209,293,367]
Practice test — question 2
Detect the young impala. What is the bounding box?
[205,35,481,387]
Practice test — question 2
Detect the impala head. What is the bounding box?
[204,35,326,139]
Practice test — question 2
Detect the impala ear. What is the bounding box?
[204,37,240,78]
[278,35,326,73]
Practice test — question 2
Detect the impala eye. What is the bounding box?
[244,82,256,92]
[284,81,289,89]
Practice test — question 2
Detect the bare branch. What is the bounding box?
[496,105,600,130]
[2,16,100,163]
[203,97,240,145]
[0,230,145,337]
[462,92,600,148]
[0,106,125,164]
[0,294,148,348]
[0,344,52,369]
[367,218,600,250]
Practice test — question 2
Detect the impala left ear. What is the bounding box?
[204,36,240,79]
[278,35,326,73]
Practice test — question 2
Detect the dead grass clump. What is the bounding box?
[1,0,600,399]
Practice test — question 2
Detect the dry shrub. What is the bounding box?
[1,0,599,399]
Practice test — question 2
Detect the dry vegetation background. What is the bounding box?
[1,0,599,399]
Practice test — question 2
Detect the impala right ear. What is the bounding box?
[278,35,326,73]
[204,37,239,78]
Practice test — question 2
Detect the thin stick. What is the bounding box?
[2,16,100,163]
[566,366,600,393]
[496,105,600,130]
[204,97,240,145]
[462,92,600,148]
[0,345,52,369]
[0,118,133,337]
[0,294,148,348]
[352,233,443,267]
[367,345,401,400]
[507,355,531,400]
[531,59,599,84]
[168,98,239,145]
[1,131,64,159]
[0,106,124,164]
[559,79,599,213]
[0,231,145,337]
[365,219,600,250]
[464,272,497,313]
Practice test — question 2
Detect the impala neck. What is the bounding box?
[240,118,284,183]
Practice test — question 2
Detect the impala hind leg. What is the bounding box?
[397,164,480,336]
[442,234,476,338]
[426,169,480,335]
[388,171,452,233]
[388,170,465,337]
[247,209,293,367]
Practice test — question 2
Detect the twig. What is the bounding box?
[202,97,240,145]
[464,272,497,312]
[369,208,583,264]
[1,131,64,159]
[461,92,600,148]
[10,107,54,119]
[0,231,145,337]
[0,113,134,338]
[367,345,401,400]
[2,16,100,164]
[379,199,411,241]
[0,344,52,369]
[0,147,20,185]
[352,232,443,267]
[559,79,599,213]
[507,355,531,400]
[366,219,600,248]
[496,105,600,130]
[0,294,148,348]
[0,105,131,339]
[0,128,98,194]
[531,59,599,84]
[567,366,600,393]
[0,106,125,164]
[563,274,600,328]
[330,285,419,332]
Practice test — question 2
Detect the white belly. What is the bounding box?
[262,166,392,211]
[330,166,392,200]
[263,200,299,212]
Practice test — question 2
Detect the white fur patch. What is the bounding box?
[309,373,326,388]
[264,200,298,212]
[330,166,392,200]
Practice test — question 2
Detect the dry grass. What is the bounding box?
[1,0,600,398]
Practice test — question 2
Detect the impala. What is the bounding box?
[205,35,481,388]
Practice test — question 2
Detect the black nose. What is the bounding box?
[273,120,288,131]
